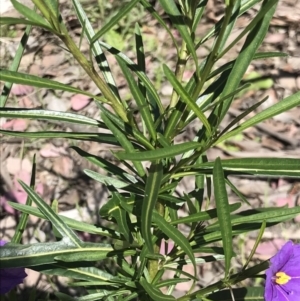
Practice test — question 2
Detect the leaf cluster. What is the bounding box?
[1,0,300,300]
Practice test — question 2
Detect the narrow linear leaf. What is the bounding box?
[84,170,131,189]
[0,130,121,145]
[163,64,211,136]
[8,202,122,239]
[100,192,131,242]
[91,0,140,43]
[0,240,115,268]
[216,0,278,123]
[139,0,178,51]
[152,211,196,278]
[0,109,100,126]
[141,162,163,253]
[42,266,118,283]
[44,0,59,18]
[158,0,198,72]
[216,91,300,144]
[116,141,201,162]
[55,246,135,262]
[195,158,300,178]
[98,41,164,115]
[116,57,157,141]
[207,52,288,81]
[205,287,265,301]
[0,70,103,101]
[12,155,36,243]
[198,0,264,46]
[101,112,145,177]
[10,0,51,27]
[0,23,32,107]
[18,181,82,247]
[213,158,232,277]
[207,206,300,231]
[140,277,176,301]
[71,0,120,99]
[0,17,56,32]
[170,203,241,225]
[71,146,137,183]
[98,102,154,150]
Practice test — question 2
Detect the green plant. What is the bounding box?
[1,0,300,300]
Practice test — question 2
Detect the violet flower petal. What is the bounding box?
[0,240,27,295]
[265,240,300,301]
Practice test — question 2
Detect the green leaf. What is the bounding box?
[0,17,56,32]
[0,70,102,101]
[99,192,131,242]
[116,141,201,161]
[71,0,120,99]
[170,203,241,225]
[219,96,268,136]
[218,0,279,59]
[216,0,241,53]
[134,22,162,122]
[140,277,176,301]
[163,64,212,136]
[55,244,135,262]
[152,211,196,277]
[0,23,32,107]
[84,169,142,195]
[98,102,154,150]
[97,41,164,115]
[18,181,82,247]
[101,112,145,177]
[207,52,288,81]
[205,287,264,301]
[139,0,178,52]
[71,147,137,183]
[0,130,120,145]
[194,158,300,178]
[10,0,51,28]
[8,202,121,239]
[213,158,232,277]
[0,108,100,126]
[84,169,131,189]
[141,162,163,253]
[44,0,59,18]
[12,155,36,243]
[116,57,157,141]
[207,206,300,231]
[216,91,300,144]
[225,178,251,206]
[198,0,263,47]
[91,0,140,43]
[215,0,278,124]
[158,0,198,72]
[0,240,115,268]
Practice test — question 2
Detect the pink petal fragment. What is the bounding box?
[11,84,34,96]
[71,94,91,111]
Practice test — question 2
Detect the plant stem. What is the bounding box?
[192,5,233,101]
[177,260,269,301]
[169,41,189,110]
[59,33,128,123]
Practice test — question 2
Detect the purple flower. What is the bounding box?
[0,240,27,295]
[265,240,300,301]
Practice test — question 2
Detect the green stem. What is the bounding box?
[169,42,189,110]
[191,5,233,101]
[177,260,269,301]
[60,33,128,122]
[148,198,165,281]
